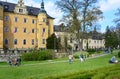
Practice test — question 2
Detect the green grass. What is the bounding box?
[0,51,120,79]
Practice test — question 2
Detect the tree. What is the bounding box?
[46,33,61,51]
[56,0,103,51]
[114,8,120,48]
[105,26,118,48]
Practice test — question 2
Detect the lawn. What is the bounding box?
[0,51,120,79]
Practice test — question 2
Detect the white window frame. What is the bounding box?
[14,17,18,22]
[4,26,9,32]
[4,16,9,21]
[4,38,8,45]
[14,39,17,45]
[32,39,34,45]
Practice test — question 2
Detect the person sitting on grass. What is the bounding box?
[109,56,118,64]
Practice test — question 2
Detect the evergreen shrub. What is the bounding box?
[22,50,55,61]
[87,48,96,54]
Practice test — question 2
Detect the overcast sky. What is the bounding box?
[1,0,120,32]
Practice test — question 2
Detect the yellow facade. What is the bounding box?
[3,12,37,49]
[37,13,49,48]
[0,6,3,49]
[0,0,54,51]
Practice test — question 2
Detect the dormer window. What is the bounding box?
[14,0,28,14]
[19,9,23,12]
[4,5,9,10]
[30,9,33,13]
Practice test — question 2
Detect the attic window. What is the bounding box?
[30,9,34,13]
[4,5,9,9]
[19,9,23,13]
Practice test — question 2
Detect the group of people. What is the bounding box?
[8,56,21,66]
[68,54,85,64]
[68,52,119,64]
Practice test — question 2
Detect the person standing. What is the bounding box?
[79,54,84,62]
[68,54,72,64]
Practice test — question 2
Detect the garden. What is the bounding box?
[0,50,120,79]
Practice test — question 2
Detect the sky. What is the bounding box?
[1,0,120,33]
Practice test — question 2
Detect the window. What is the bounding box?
[46,21,49,25]
[43,18,46,22]
[24,18,27,23]
[14,17,18,22]
[32,19,35,24]
[4,26,9,32]
[89,40,91,43]
[23,39,26,45]
[4,38,8,45]
[97,40,99,43]
[4,5,9,10]
[19,9,23,12]
[94,40,96,43]
[4,16,9,21]
[70,38,72,43]
[32,39,34,45]
[32,29,34,33]
[14,39,17,45]
[42,39,46,44]
[23,28,26,33]
[13,27,18,33]
[43,28,45,33]
[30,9,34,14]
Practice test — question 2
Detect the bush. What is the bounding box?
[87,49,96,55]
[73,52,89,59]
[22,51,39,61]
[38,50,55,60]
[73,53,79,59]
[118,51,120,58]
[22,50,55,61]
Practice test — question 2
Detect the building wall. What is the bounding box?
[3,12,37,49]
[48,18,54,35]
[0,6,3,49]
[37,13,48,49]
[82,39,105,50]
[2,12,54,50]
[55,32,105,51]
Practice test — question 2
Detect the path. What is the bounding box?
[0,53,108,68]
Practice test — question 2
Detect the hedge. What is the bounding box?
[44,64,120,79]
[22,50,55,61]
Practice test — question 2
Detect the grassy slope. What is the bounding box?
[0,52,119,79]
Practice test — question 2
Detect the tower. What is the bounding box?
[37,0,48,49]
[0,3,3,50]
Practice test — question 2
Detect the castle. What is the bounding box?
[0,0,54,54]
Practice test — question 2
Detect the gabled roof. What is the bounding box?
[0,1,54,19]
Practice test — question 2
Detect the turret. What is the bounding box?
[39,0,46,14]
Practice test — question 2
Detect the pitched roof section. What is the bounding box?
[0,1,54,19]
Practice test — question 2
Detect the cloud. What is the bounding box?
[99,0,120,11]
[44,1,63,25]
